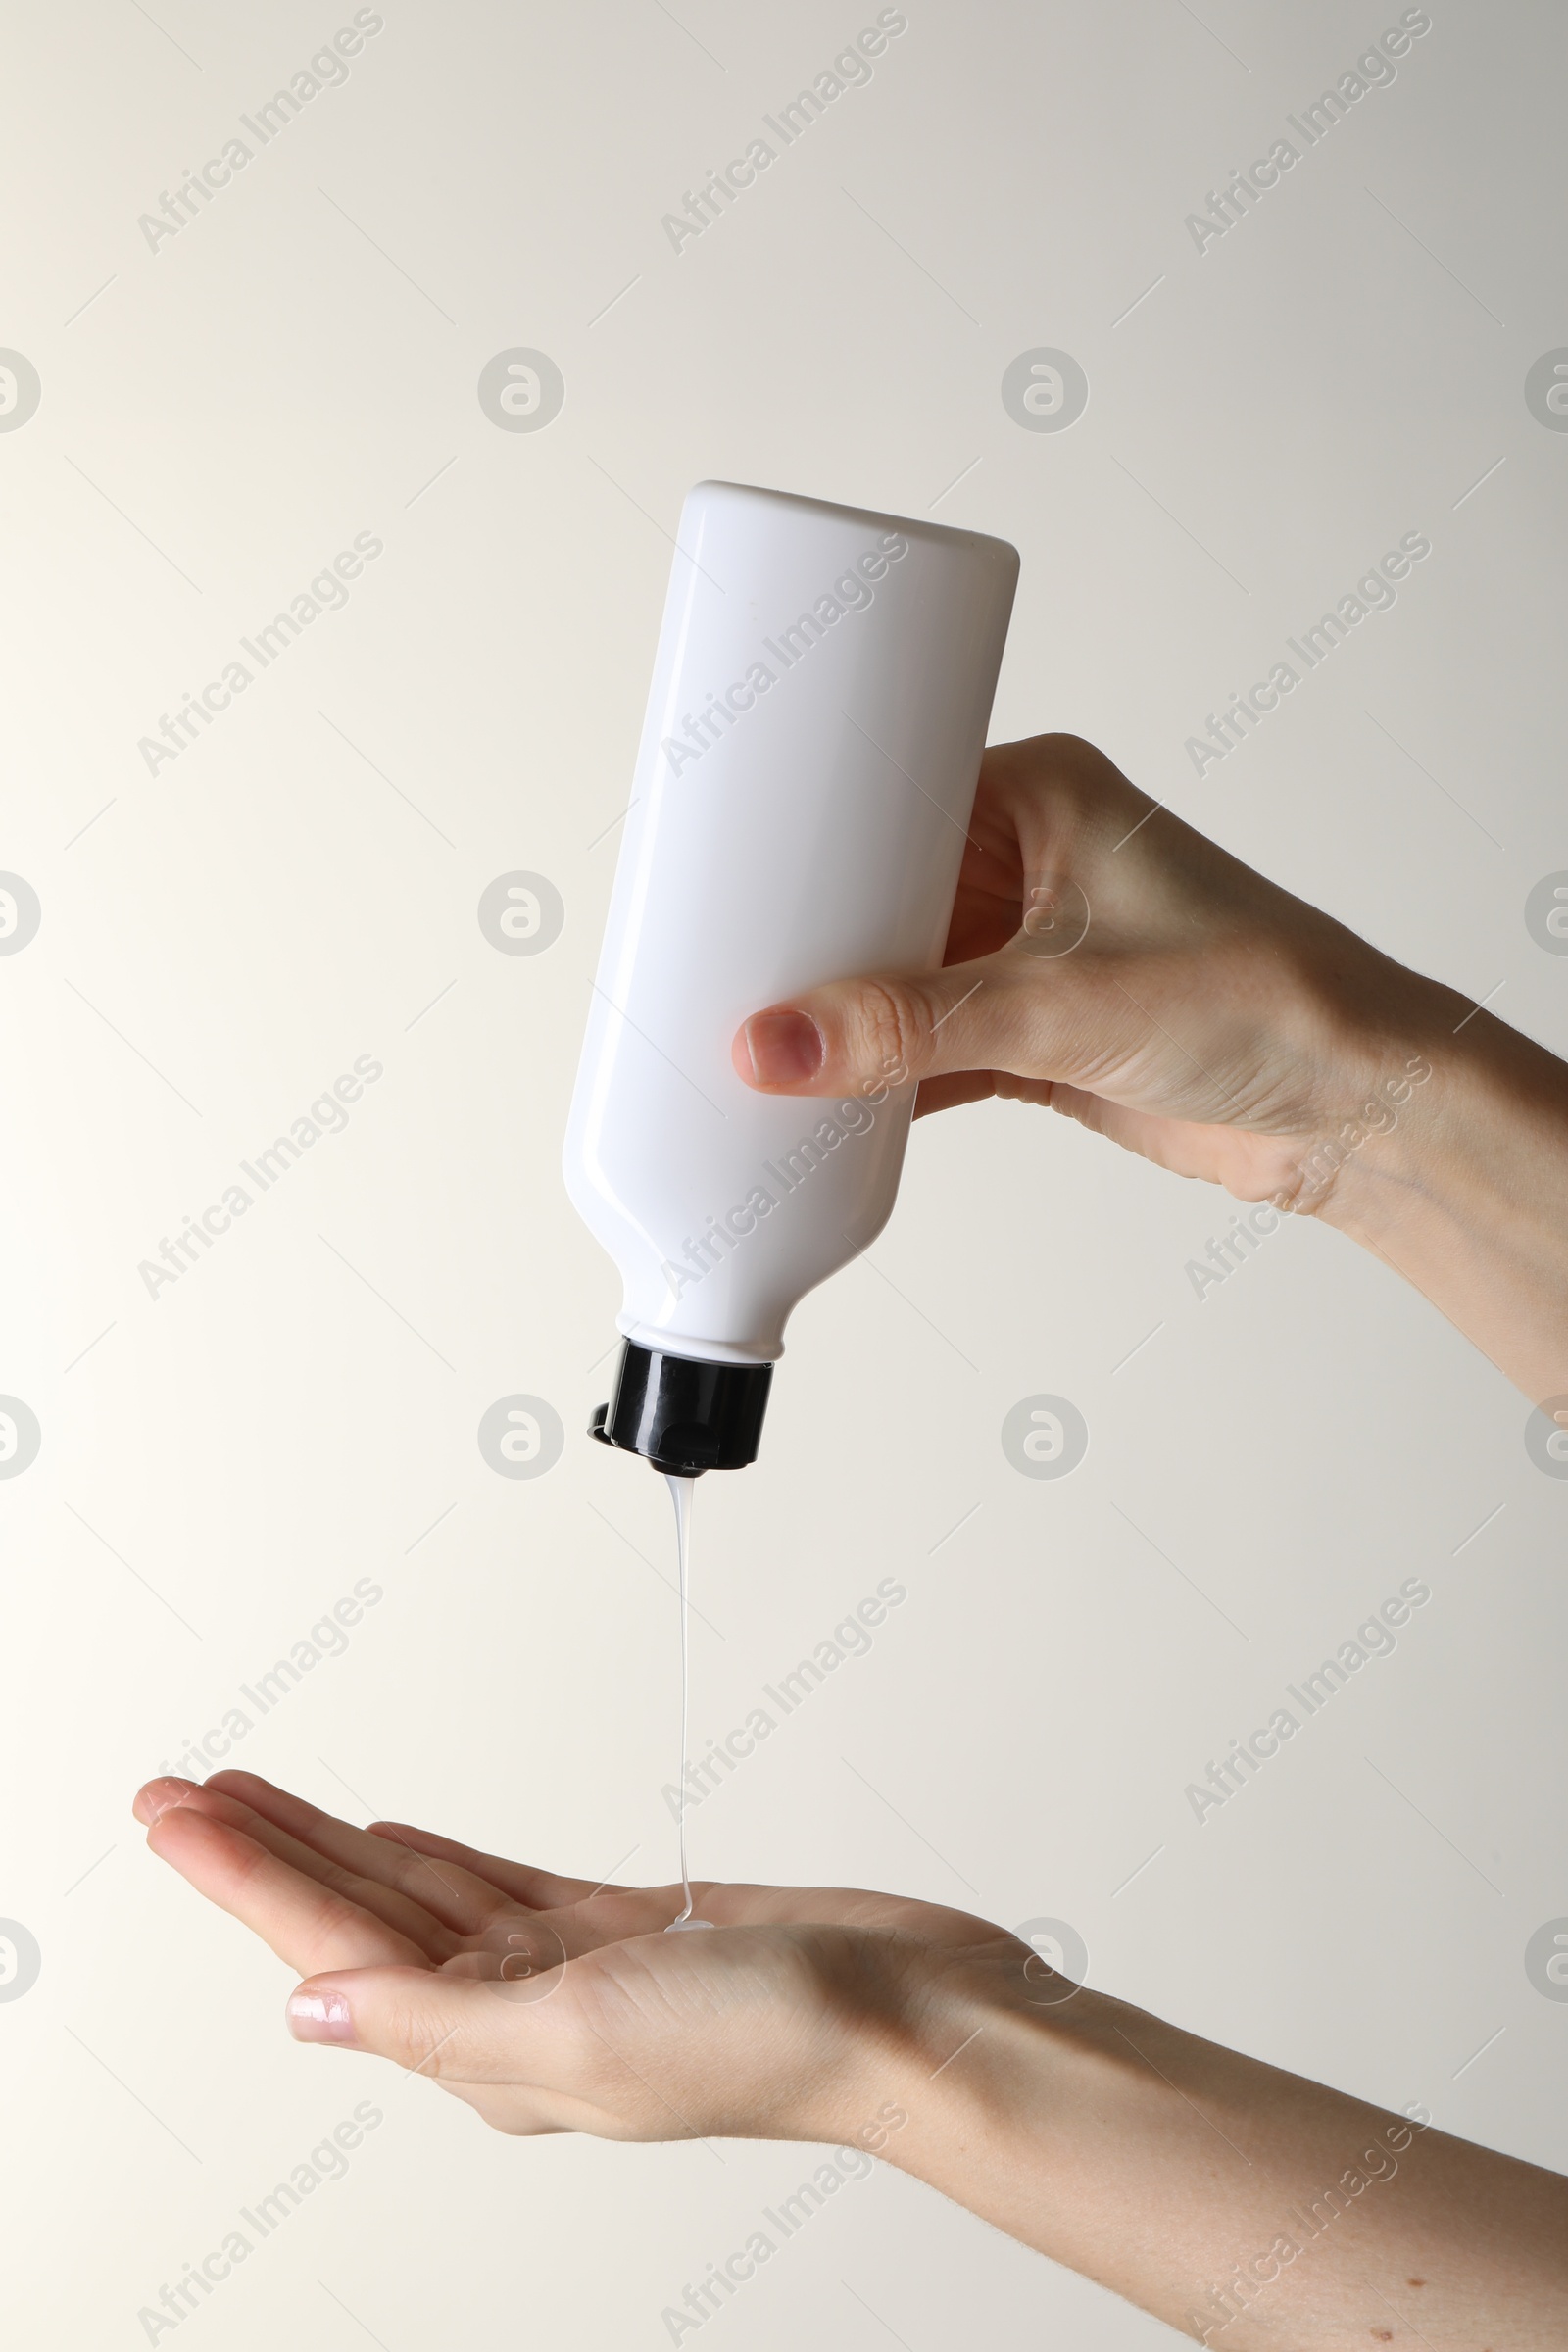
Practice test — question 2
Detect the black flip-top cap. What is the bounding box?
[589,1340,772,1476]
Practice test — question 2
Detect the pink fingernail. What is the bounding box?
[133,1776,197,1827]
[287,1988,356,2044]
[743,1009,824,1086]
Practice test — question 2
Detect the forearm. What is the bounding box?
[877,1968,1568,2346]
[1310,965,1568,1406]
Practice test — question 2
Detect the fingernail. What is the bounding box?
[133,1776,197,1827]
[287,1988,357,2044]
[743,1009,823,1086]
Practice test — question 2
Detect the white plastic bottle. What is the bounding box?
[564,479,1018,1474]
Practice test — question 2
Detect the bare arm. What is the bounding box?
[884,1955,1566,2348]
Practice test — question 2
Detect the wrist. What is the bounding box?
[1297,966,1568,1400]
[1307,973,1566,1232]
[1272,938,1454,1220]
[848,1934,1109,2206]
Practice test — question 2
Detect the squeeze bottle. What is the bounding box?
[564,479,1018,1474]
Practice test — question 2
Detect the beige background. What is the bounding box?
[2,1,1565,2343]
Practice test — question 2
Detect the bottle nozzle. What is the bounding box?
[589,1341,771,1476]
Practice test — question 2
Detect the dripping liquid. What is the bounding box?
[663,1474,711,1931]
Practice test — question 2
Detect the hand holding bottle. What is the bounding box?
[735,732,1568,1404]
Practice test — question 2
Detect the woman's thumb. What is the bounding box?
[732,956,1036,1098]
[285,1961,562,2080]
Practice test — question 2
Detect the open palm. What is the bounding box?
[135,1771,1017,2147]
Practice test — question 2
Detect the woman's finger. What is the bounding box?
[136,1778,466,1959]
[368,1829,1004,1955]
[357,1836,972,1951]
[142,1796,431,1979]
[364,1820,630,1913]
[201,1771,522,1938]
[197,1783,709,1961]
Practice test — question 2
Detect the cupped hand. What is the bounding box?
[132,1771,1013,2147]
[732,733,1444,1211]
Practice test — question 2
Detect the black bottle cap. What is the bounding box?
[589,1341,772,1476]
